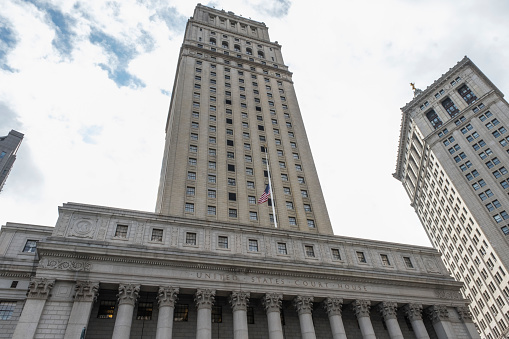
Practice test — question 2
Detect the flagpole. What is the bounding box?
[265,149,278,228]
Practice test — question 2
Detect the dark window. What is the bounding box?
[212,306,222,323]
[22,240,37,252]
[137,302,153,320]
[10,281,18,288]
[458,85,477,104]
[227,139,234,146]
[229,192,237,201]
[226,118,233,124]
[247,307,255,324]
[258,125,264,131]
[97,300,116,319]
[228,164,235,172]
[441,98,459,117]
[426,110,442,129]
[174,304,189,322]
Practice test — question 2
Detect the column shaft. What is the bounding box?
[232,309,249,339]
[358,317,377,339]
[112,283,140,339]
[328,314,348,339]
[353,300,376,339]
[298,312,317,339]
[64,281,99,339]
[410,319,431,339]
[428,305,455,339]
[196,307,212,339]
[267,310,284,339]
[385,318,404,339]
[156,306,175,339]
[378,302,403,339]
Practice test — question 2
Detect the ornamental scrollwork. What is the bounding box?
[195,289,215,309]
[117,284,140,306]
[39,258,91,271]
[323,297,343,316]
[293,296,314,315]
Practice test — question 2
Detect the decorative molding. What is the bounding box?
[117,284,140,306]
[403,303,423,321]
[27,278,55,300]
[423,258,440,274]
[158,286,179,307]
[427,305,449,324]
[456,306,473,322]
[134,222,145,244]
[323,297,343,317]
[74,281,99,302]
[54,211,72,237]
[262,293,282,313]
[378,301,398,320]
[293,296,314,315]
[229,291,250,312]
[352,300,371,319]
[195,289,215,309]
[69,218,96,239]
[39,258,91,271]
[96,217,110,241]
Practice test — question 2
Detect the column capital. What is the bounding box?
[456,306,473,322]
[403,303,423,321]
[426,305,449,324]
[74,281,99,302]
[378,301,398,320]
[117,283,140,306]
[27,277,55,300]
[352,299,371,319]
[293,296,314,315]
[195,289,215,310]
[229,291,250,312]
[158,286,179,307]
[262,293,282,313]
[323,297,343,317]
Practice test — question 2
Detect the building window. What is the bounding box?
[307,220,315,228]
[295,164,302,171]
[191,133,198,140]
[304,204,312,212]
[247,181,255,189]
[441,97,459,117]
[288,217,297,225]
[151,229,163,242]
[114,225,128,238]
[188,172,196,180]
[458,84,477,104]
[286,201,294,210]
[227,152,234,159]
[188,158,197,166]
[208,175,216,183]
[501,226,509,235]
[357,251,367,263]
[426,110,442,129]
[298,177,305,184]
[207,206,216,215]
[228,192,237,201]
[247,307,255,324]
[186,187,195,196]
[209,162,216,170]
[218,236,228,249]
[249,239,258,251]
[185,203,194,213]
[380,254,391,266]
[97,300,116,319]
[331,248,341,260]
[174,304,189,322]
[209,149,216,156]
[136,302,153,320]
[305,245,315,257]
[301,190,308,198]
[208,190,216,199]
[229,209,237,218]
[22,240,38,252]
[0,301,16,320]
[189,145,197,152]
[228,178,236,186]
[248,196,256,204]
[212,306,222,323]
[246,168,253,176]
[249,211,258,220]
[186,232,197,245]
[403,257,414,268]
[277,242,287,255]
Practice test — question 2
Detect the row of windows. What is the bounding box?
[194,52,279,73]
[425,84,477,129]
[196,43,279,65]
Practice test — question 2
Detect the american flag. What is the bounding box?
[258,183,271,204]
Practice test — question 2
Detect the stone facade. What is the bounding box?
[0,130,23,193]
[395,57,509,338]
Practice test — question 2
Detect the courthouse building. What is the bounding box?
[1,4,479,339]
[395,57,509,339]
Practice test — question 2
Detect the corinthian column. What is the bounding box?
[262,293,284,339]
[112,283,140,339]
[427,305,455,339]
[195,289,216,339]
[156,286,179,339]
[229,291,250,339]
[403,304,430,339]
[456,306,481,339]
[352,300,376,339]
[378,302,403,339]
[64,281,100,338]
[323,298,347,339]
[12,278,55,339]
[293,296,317,339]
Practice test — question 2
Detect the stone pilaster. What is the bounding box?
[403,304,430,339]
[230,292,250,339]
[64,281,100,338]
[323,298,347,339]
[456,306,481,339]
[378,302,403,339]
[353,300,376,339]
[262,293,284,339]
[112,284,140,339]
[156,287,179,339]
[195,289,216,339]
[427,305,455,339]
[12,277,55,339]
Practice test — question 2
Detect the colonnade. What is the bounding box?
[12,278,480,339]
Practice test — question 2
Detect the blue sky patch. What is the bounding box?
[0,17,18,72]
[150,6,187,33]
[79,125,103,145]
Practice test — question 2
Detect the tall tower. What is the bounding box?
[0,130,23,193]
[395,57,509,339]
[156,5,332,234]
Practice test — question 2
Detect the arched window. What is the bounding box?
[426,110,443,129]
[234,44,241,52]
[246,48,252,55]
[258,51,264,58]
[209,38,216,45]
[222,41,229,49]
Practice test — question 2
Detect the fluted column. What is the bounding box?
[353,300,376,339]
[403,304,430,339]
[457,306,481,339]
[229,291,250,339]
[262,293,284,339]
[112,283,140,339]
[427,305,455,339]
[12,278,55,339]
[64,281,99,338]
[195,289,216,339]
[293,296,317,339]
[323,298,347,339]
[378,302,403,339]
[156,286,179,339]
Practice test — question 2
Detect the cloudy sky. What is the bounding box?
[1,0,509,247]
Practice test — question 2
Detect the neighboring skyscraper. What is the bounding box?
[0,130,23,193]
[155,5,332,234]
[395,57,509,339]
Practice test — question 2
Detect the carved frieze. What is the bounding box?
[27,277,55,300]
[69,218,96,239]
[195,289,215,309]
[229,291,250,311]
[117,284,140,306]
[323,297,343,317]
[293,296,314,315]
[39,258,91,271]
[352,300,371,319]
[74,281,99,302]
[434,289,461,300]
[262,293,282,313]
[158,286,179,307]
